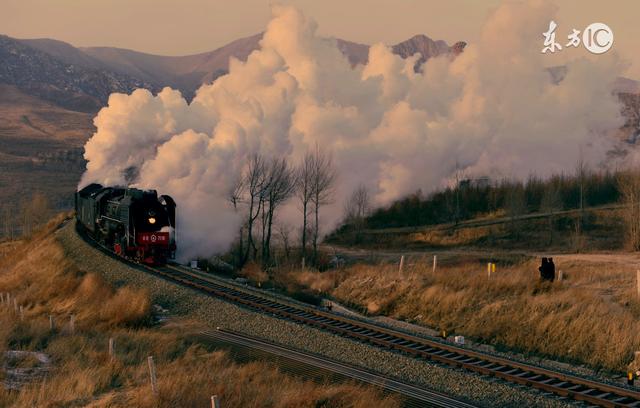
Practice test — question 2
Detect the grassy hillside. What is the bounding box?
[329,205,625,253]
[256,250,640,374]
[0,85,92,237]
[330,170,627,253]
[0,216,398,407]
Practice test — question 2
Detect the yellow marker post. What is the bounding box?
[492,263,496,274]
[628,371,634,386]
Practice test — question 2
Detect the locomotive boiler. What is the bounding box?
[75,184,176,264]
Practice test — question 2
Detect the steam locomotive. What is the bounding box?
[75,184,176,265]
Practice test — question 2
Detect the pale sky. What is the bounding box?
[2,0,639,78]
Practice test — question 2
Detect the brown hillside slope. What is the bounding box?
[0,216,399,407]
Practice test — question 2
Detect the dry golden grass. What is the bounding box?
[276,257,640,373]
[0,216,151,330]
[0,217,400,408]
[410,225,495,247]
[238,262,269,284]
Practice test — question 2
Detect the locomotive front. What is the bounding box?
[76,184,176,265]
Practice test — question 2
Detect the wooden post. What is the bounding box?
[13,298,17,312]
[148,356,158,395]
[49,315,54,331]
[108,338,115,360]
[432,255,437,273]
[19,306,23,321]
[399,255,405,274]
[301,257,305,270]
[211,395,221,408]
[557,270,564,282]
[69,315,75,334]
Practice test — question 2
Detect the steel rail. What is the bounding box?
[142,263,640,408]
[201,328,478,408]
[75,224,640,408]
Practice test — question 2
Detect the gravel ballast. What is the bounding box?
[56,222,576,408]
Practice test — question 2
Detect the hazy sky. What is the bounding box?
[2,0,639,77]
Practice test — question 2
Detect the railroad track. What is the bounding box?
[76,224,640,407]
[143,262,640,408]
[200,328,477,408]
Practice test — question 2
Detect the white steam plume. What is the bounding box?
[80,1,627,260]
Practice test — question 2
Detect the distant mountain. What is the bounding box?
[0,31,470,224]
[1,32,637,142]
[0,35,158,112]
[3,33,465,109]
[0,31,638,216]
[78,33,263,99]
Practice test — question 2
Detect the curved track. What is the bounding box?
[77,224,640,407]
[146,262,640,408]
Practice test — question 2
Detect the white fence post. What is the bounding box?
[399,255,405,274]
[432,255,437,273]
[211,395,221,408]
[148,356,158,395]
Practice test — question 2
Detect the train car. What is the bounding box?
[75,183,176,264]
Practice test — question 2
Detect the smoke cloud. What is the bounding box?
[80,1,626,259]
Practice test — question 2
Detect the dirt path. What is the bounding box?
[548,252,640,268]
[325,242,640,270]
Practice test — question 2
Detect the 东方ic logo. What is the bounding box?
[542,21,613,55]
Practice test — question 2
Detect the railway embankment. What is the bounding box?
[56,220,576,408]
[0,218,399,407]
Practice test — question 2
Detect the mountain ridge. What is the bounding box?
[4,32,465,109]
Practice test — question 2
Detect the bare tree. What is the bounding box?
[618,169,640,250]
[277,223,293,260]
[506,185,526,238]
[20,193,50,237]
[261,157,295,265]
[227,175,246,265]
[576,151,589,231]
[540,183,562,245]
[344,184,371,226]
[295,152,315,260]
[1,205,13,240]
[242,154,268,263]
[310,147,336,263]
[1,205,8,239]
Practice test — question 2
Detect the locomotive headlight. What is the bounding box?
[148,217,156,225]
